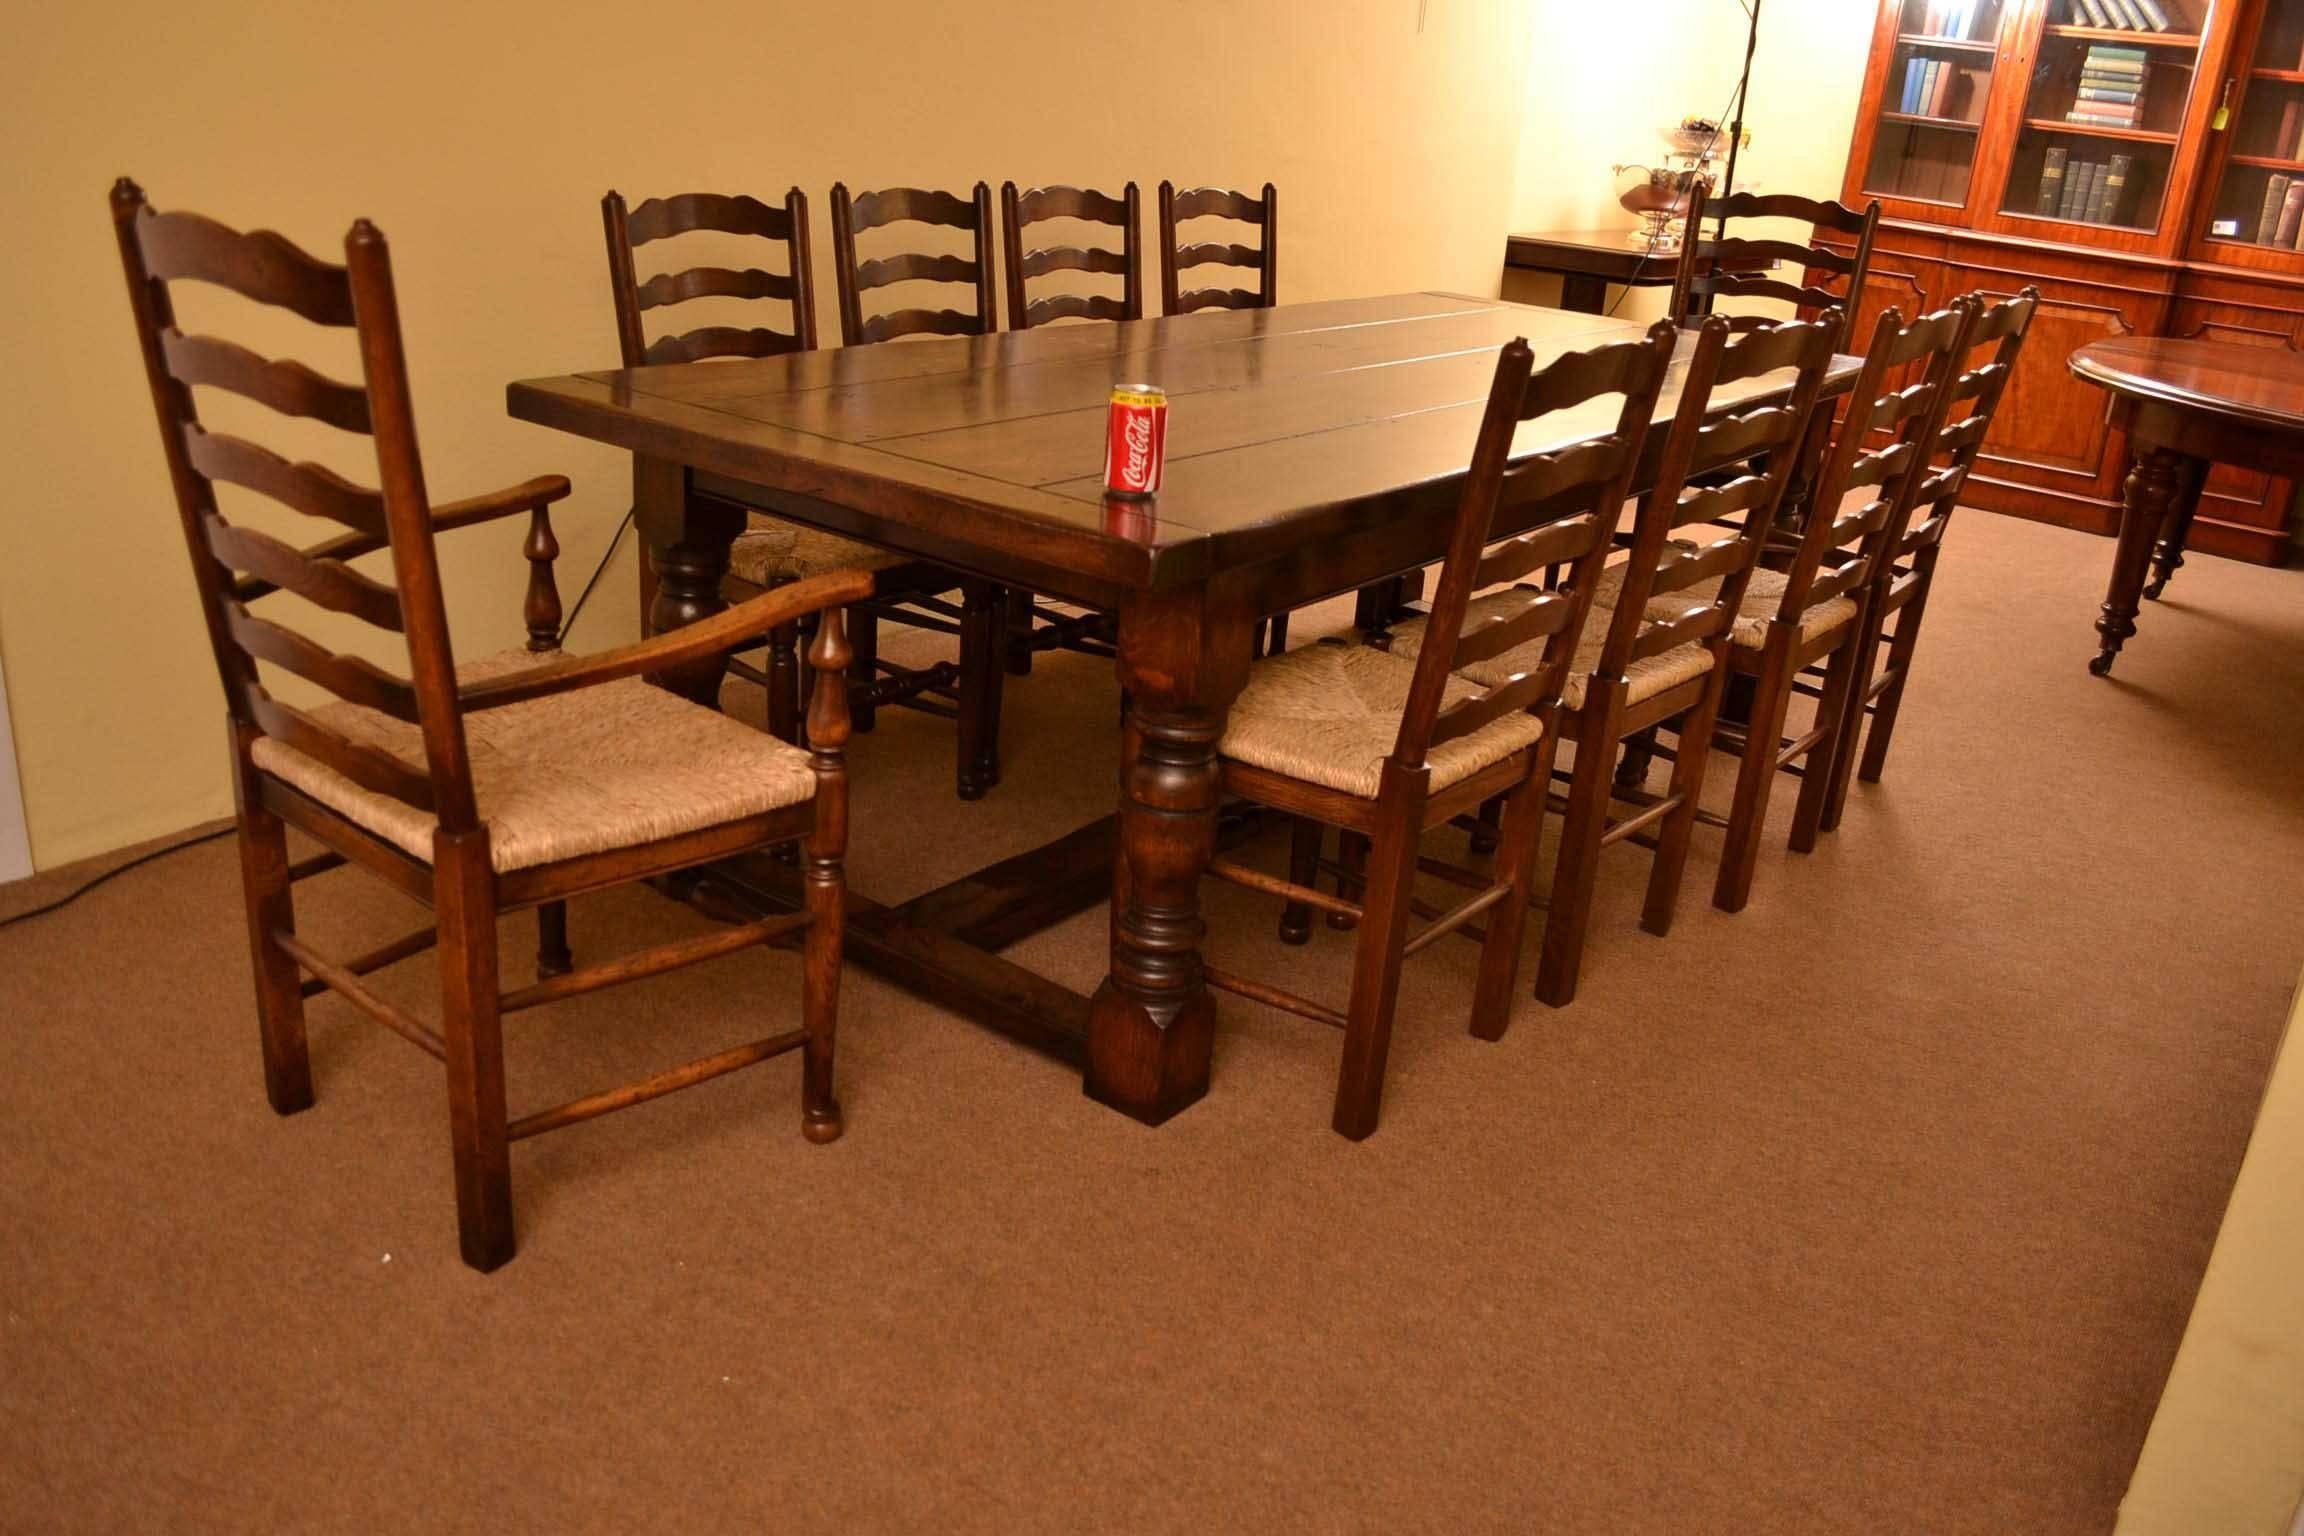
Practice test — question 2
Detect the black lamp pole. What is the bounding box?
[1716,0,1764,237]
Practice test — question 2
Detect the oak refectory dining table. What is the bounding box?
[2071,337,2304,678]
[508,293,1857,1126]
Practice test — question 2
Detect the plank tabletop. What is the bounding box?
[508,292,1855,592]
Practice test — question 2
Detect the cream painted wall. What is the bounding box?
[1505,0,1874,317]
[0,0,1536,870]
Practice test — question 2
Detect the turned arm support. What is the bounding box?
[459,567,876,712]
[228,474,575,607]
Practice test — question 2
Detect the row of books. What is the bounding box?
[2068,43,2148,129]
[1911,0,1989,40]
[2035,148,2136,224]
[2253,175,2304,248]
[1898,57,1974,120]
[2063,0,2181,30]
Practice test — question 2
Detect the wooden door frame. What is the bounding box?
[0,650,31,883]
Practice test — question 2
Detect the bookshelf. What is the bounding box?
[2191,0,2304,269]
[1837,0,2304,566]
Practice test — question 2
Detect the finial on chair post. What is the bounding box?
[522,503,562,652]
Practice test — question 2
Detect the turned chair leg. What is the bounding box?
[848,608,879,734]
[1333,784,1424,1141]
[1471,746,1552,1040]
[1641,683,1726,939]
[1467,793,1504,856]
[1328,830,1370,931]
[765,620,802,745]
[1003,586,1037,676]
[1857,571,1937,790]
[1534,709,1619,1009]
[1279,814,1324,945]
[435,829,513,1273]
[1791,632,1865,853]
[535,900,573,980]
[800,827,845,1144]
[955,582,1005,801]
[1615,726,1659,793]
[1264,611,1290,656]
[231,745,313,1116]
[1713,643,1797,914]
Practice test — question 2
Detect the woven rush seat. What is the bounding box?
[1655,565,1857,648]
[1217,641,1544,800]
[250,649,818,873]
[1386,571,1712,711]
[729,514,909,585]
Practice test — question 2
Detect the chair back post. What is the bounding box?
[109,178,257,715]
[1900,285,2039,556]
[344,221,479,835]
[600,191,649,368]
[787,186,819,353]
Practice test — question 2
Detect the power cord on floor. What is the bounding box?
[3,509,638,932]
[0,827,235,933]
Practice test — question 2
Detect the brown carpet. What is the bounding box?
[4,511,2300,1534]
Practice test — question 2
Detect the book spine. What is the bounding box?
[2259,174,2291,244]
[2038,147,2070,215]
[2134,0,2170,27]
[1900,59,1920,115]
[2058,159,2088,219]
[2102,153,2132,225]
[2275,181,2304,247]
[1933,61,1958,117]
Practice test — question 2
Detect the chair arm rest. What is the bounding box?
[228,474,574,604]
[459,567,875,712]
[430,474,573,532]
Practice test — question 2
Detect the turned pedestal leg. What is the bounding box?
[1085,588,1250,1126]
[2093,446,2190,678]
[635,456,744,709]
[2145,457,2205,602]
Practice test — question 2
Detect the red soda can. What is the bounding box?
[1104,383,1168,498]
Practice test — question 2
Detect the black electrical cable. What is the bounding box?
[0,826,235,933]
[557,506,636,646]
[4,507,635,933]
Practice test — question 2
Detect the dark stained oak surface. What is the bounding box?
[508,293,1857,596]
[2070,337,2304,433]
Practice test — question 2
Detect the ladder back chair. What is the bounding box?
[993,181,1142,678]
[1384,314,1841,1007]
[1818,287,2039,829]
[1000,181,1143,329]
[1158,181,1276,315]
[117,178,859,1273]
[603,189,1005,801]
[829,182,998,344]
[1682,298,1976,913]
[1208,323,1676,1139]
[825,181,1010,797]
[1670,181,1880,350]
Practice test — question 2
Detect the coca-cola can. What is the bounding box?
[1104,383,1168,498]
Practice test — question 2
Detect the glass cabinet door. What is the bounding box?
[1997,0,2208,233]
[2198,0,2304,254]
[1863,0,2011,206]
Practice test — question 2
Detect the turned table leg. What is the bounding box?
[2093,445,2191,677]
[2145,457,2205,602]
[1086,585,1252,1126]
[634,455,744,708]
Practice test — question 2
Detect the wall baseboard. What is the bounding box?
[0,653,32,882]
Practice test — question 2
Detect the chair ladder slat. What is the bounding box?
[184,426,388,536]
[224,603,419,720]
[160,331,371,433]
[204,515,405,630]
